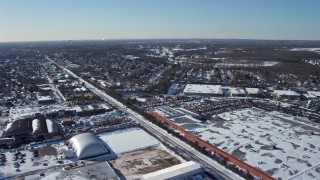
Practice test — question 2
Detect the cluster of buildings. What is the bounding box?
[183,83,320,100]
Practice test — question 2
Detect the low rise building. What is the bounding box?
[142,161,203,180]
[272,90,300,99]
[183,84,223,96]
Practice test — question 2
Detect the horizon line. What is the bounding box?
[1,37,320,43]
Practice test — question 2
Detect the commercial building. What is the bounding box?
[5,118,61,141]
[183,84,223,96]
[245,88,262,97]
[308,91,320,98]
[272,90,300,99]
[141,161,203,180]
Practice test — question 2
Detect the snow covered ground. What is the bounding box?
[167,108,320,179]
[99,127,160,154]
[290,48,320,54]
[0,142,75,179]
[24,162,118,180]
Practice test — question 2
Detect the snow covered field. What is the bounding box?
[99,127,160,154]
[290,48,320,54]
[170,108,320,179]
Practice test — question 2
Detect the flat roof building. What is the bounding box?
[245,88,261,96]
[183,84,223,96]
[308,91,320,98]
[142,161,203,180]
[272,90,300,99]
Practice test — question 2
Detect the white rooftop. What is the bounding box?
[273,90,300,96]
[99,128,160,154]
[37,95,53,102]
[228,87,246,95]
[245,88,261,95]
[142,161,202,180]
[183,84,222,95]
[308,91,320,97]
[303,93,316,99]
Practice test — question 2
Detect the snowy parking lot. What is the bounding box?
[169,107,320,179]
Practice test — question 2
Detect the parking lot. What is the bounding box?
[168,107,320,179]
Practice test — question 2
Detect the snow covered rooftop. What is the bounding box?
[183,84,223,95]
[273,90,300,96]
[142,161,202,180]
[303,93,317,99]
[308,91,320,97]
[37,95,54,102]
[99,128,160,154]
[228,87,246,95]
[245,88,261,95]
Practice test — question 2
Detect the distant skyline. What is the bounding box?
[1,0,320,42]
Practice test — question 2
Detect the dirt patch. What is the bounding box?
[244,144,253,150]
[275,159,282,164]
[110,147,181,180]
[261,153,275,158]
[260,133,271,138]
[266,168,278,176]
[307,172,316,178]
[257,126,270,130]
[241,129,247,133]
[181,123,203,130]
[308,143,316,149]
[287,156,310,165]
[174,117,198,124]
[293,130,307,136]
[260,145,272,150]
[291,143,300,149]
[214,141,224,147]
[207,129,222,134]
[232,148,247,160]
[272,122,282,127]
[255,140,265,145]
[36,145,58,156]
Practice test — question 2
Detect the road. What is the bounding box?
[40,67,67,102]
[45,56,242,180]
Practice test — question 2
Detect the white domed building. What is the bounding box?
[69,133,110,160]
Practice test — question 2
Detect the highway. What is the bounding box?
[45,56,242,180]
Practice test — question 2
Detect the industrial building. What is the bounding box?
[183,84,223,96]
[69,133,110,160]
[141,161,204,180]
[245,87,262,97]
[5,118,61,141]
[223,87,246,97]
[272,90,301,99]
[308,91,320,98]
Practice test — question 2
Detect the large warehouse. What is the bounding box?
[5,118,61,141]
[69,133,110,160]
[142,161,203,180]
[183,84,223,96]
